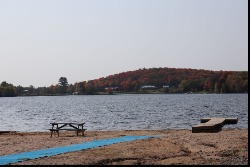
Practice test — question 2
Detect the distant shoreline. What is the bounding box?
[5,92,248,97]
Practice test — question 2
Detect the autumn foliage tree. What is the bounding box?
[0,81,16,97]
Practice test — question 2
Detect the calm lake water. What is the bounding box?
[0,94,248,132]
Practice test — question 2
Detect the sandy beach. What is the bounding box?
[0,129,248,165]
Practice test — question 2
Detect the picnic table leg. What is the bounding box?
[50,124,59,137]
[76,125,80,136]
[50,130,58,137]
[79,124,84,136]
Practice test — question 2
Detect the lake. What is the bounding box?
[0,94,248,132]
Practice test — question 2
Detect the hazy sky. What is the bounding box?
[0,0,248,87]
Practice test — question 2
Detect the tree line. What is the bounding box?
[0,67,248,97]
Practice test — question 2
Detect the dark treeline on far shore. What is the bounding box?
[0,67,248,97]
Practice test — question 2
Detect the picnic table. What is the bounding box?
[49,122,87,137]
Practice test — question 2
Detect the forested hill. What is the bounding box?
[87,67,248,93]
[0,67,248,97]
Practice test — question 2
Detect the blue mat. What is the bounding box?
[0,135,160,165]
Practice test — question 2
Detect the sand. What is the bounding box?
[0,129,248,165]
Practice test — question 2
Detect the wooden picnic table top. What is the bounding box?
[50,122,85,125]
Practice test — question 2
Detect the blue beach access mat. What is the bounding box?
[0,135,160,165]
